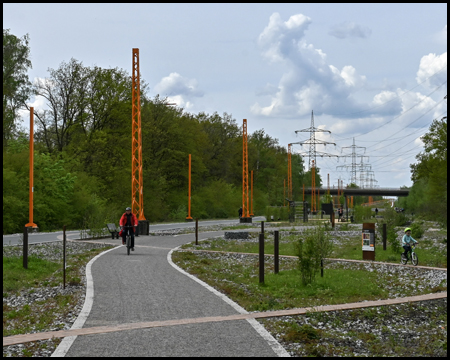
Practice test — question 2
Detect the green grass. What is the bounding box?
[3,256,61,292]
[172,251,388,312]
[183,231,447,268]
[3,245,113,342]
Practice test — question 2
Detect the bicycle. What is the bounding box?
[121,225,135,256]
[400,244,418,266]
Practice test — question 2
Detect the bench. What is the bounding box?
[106,223,119,239]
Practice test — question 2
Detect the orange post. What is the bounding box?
[250,170,254,216]
[186,154,193,220]
[311,160,316,212]
[25,107,37,229]
[288,144,292,200]
[317,186,320,212]
[131,48,145,220]
[242,119,249,218]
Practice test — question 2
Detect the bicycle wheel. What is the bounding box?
[411,252,418,266]
[400,253,408,265]
[127,235,131,256]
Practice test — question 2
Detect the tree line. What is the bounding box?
[3,29,446,234]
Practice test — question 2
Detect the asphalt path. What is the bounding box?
[2,217,265,246]
[57,231,284,357]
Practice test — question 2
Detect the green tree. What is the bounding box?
[410,116,447,225]
[3,29,33,149]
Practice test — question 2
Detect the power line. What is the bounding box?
[332,80,447,142]
[327,64,447,118]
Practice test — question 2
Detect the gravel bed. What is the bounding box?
[259,298,447,357]
[3,241,111,358]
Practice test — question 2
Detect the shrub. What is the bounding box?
[265,206,273,221]
[296,226,333,285]
[354,205,372,222]
[279,206,289,221]
[410,222,424,239]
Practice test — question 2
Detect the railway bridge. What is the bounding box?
[303,187,410,197]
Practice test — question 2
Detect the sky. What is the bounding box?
[4,3,447,192]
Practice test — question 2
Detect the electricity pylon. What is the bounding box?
[293,110,337,170]
[336,137,368,187]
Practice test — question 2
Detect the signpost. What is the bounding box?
[362,223,375,260]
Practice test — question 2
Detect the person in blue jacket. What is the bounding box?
[402,227,418,259]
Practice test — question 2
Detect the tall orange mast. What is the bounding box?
[131,48,145,220]
[242,119,249,218]
[186,154,193,220]
[311,160,316,212]
[250,170,254,216]
[288,144,292,200]
[25,107,37,229]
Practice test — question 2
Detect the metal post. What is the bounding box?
[259,233,264,283]
[63,225,66,289]
[186,154,193,221]
[382,223,387,250]
[274,230,279,274]
[195,218,198,245]
[23,227,28,269]
[261,221,264,237]
[25,107,37,230]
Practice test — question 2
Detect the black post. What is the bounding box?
[23,227,28,269]
[261,221,264,237]
[382,223,387,251]
[274,230,279,274]
[259,233,264,283]
[195,218,198,245]
[321,258,323,277]
[63,225,66,289]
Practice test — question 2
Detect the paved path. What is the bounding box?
[4,230,446,356]
[54,232,286,357]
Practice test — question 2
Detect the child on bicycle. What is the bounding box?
[402,227,418,259]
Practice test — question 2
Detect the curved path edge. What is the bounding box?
[166,246,291,357]
[50,246,119,357]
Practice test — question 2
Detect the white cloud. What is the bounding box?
[416,52,447,90]
[252,13,372,119]
[154,72,204,97]
[154,72,204,108]
[252,12,444,139]
[328,21,372,39]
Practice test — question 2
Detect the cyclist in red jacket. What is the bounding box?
[119,207,138,250]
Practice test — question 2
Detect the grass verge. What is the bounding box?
[3,243,113,356]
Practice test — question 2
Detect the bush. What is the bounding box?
[265,206,273,221]
[279,206,289,221]
[354,205,372,223]
[410,222,424,239]
[296,226,333,285]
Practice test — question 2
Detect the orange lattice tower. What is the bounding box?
[311,160,316,212]
[288,144,292,200]
[131,48,145,220]
[242,119,249,218]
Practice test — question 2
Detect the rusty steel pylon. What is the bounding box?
[288,144,292,200]
[311,160,316,212]
[131,48,145,220]
[242,119,249,218]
